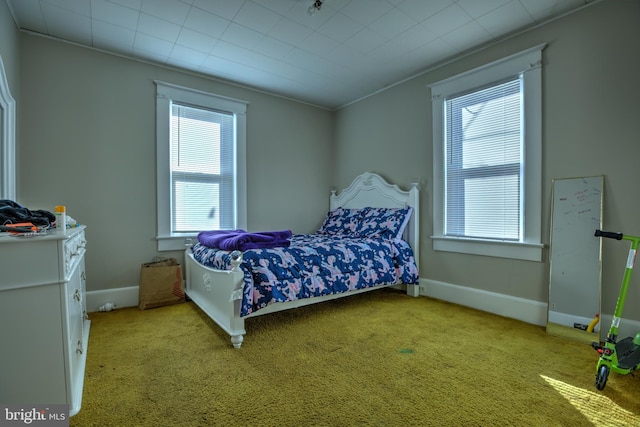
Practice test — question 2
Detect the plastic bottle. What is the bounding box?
[55,205,66,233]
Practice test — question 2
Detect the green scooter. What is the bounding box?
[592,229,640,390]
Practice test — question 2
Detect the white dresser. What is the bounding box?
[0,226,90,416]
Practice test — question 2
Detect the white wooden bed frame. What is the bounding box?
[184,172,420,348]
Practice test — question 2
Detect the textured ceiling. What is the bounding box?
[6,0,595,109]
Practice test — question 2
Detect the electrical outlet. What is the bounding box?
[419,284,427,295]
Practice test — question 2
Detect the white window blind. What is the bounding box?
[170,103,235,233]
[445,78,522,241]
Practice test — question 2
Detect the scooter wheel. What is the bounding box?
[595,365,609,390]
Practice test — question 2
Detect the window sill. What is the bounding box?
[431,236,544,262]
[157,235,197,252]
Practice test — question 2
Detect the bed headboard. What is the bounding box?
[330,172,420,264]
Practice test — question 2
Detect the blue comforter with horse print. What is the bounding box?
[191,233,419,317]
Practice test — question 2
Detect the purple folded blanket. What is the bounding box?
[197,229,292,251]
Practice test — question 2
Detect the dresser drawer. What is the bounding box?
[64,230,87,280]
[67,297,85,396]
[66,270,84,349]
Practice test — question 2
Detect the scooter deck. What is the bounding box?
[616,337,640,370]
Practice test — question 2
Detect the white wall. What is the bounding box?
[17,34,334,292]
[334,0,640,322]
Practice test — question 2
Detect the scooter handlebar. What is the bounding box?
[595,229,623,240]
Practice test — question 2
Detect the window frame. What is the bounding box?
[429,44,546,262]
[0,55,16,201]
[155,81,247,251]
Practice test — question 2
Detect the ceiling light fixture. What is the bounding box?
[307,0,323,16]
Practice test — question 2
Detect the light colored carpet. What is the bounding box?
[71,289,640,426]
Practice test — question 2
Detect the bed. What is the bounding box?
[184,172,420,348]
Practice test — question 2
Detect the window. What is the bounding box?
[445,78,521,240]
[171,103,234,232]
[0,55,16,201]
[156,81,247,251]
[429,44,545,261]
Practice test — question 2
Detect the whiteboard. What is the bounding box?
[548,176,603,341]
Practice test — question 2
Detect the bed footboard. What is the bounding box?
[184,248,246,348]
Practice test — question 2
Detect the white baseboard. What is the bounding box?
[88,281,546,321]
[86,286,139,312]
[420,279,640,339]
[87,281,640,339]
[420,278,548,326]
